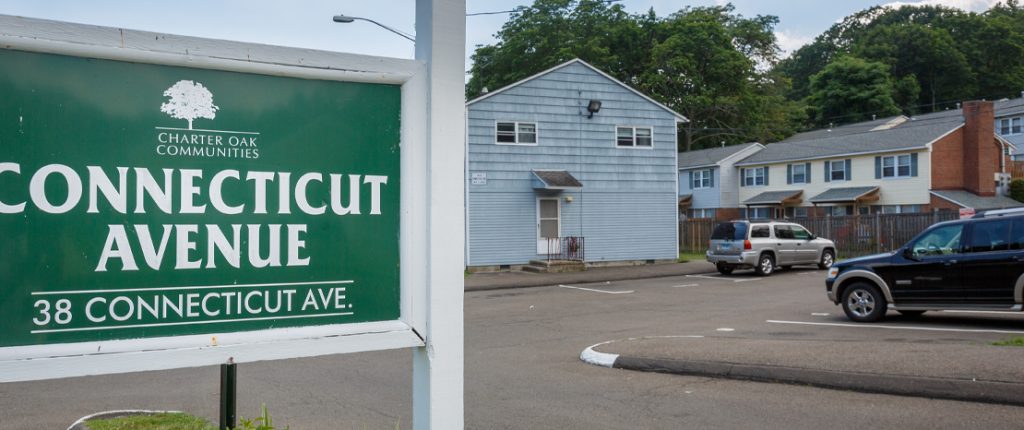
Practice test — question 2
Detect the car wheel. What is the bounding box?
[716,263,734,275]
[841,282,887,322]
[754,253,774,276]
[897,310,926,318]
[818,250,835,270]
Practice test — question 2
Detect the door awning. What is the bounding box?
[743,190,803,206]
[810,186,880,204]
[678,194,693,208]
[532,170,583,191]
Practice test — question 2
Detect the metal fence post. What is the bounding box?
[874,213,881,253]
[219,358,237,430]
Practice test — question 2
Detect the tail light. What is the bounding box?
[744,240,752,250]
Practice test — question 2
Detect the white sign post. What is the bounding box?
[413,1,466,428]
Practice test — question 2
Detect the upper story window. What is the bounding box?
[692,169,713,189]
[788,163,809,184]
[496,121,537,145]
[616,126,653,148]
[876,153,917,179]
[825,159,850,182]
[882,154,911,178]
[742,166,767,187]
[999,117,1022,136]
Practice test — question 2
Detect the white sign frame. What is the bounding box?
[0,15,429,381]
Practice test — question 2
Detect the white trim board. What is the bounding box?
[0,14,433,382]
[466,58,688,122]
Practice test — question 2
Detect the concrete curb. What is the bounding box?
[581,341,1024,407]
[466,263,716,291]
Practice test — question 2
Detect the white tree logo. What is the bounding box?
[160,80,219,129]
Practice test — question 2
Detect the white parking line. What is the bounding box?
[672,284,699,288]
[767,320,1024,335]
[685,274,761,283]
[559,284,634,294]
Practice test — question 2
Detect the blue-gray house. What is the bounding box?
[465,59,687,269]
[678,142,764,220]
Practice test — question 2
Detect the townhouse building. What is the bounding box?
[732,101,1020,218]
[677,142,763,220]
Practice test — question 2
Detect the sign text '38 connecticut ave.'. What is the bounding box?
[0,49,401,347]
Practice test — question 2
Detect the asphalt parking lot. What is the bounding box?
[4,263,1023,429]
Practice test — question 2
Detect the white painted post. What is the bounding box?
[413,0,466,429]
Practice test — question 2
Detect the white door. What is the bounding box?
[537,198,560,254]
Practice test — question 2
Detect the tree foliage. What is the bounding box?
[806,57,901,125]
[778,1,1024,128]
[467,0,802,150]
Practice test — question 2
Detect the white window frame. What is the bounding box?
[689,208,716,219]
[999,117,1022,136]
[615,126,654,149]
[495,121,538,145]
[881,154,912,179]
[747,207,771,219]
[743,167,766,187]
[829,161,848,182]
[693,169,712,189]
[791,163,807,184]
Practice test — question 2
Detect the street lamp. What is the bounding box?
[332,14,415,42]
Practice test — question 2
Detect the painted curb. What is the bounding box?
[581,339,1024,407]
[580,336,705,369]
[67,410,182,430]
[580,341,619,368]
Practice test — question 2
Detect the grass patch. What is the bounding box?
[678,252,705,263]
[86,413,214,430]
[992,337,1024,347]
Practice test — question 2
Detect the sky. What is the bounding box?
[0,0,1003,72]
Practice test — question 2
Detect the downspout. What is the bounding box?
[577,90,584,260]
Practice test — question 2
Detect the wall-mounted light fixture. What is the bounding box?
[586,100,602,119]
[565,195,574,203]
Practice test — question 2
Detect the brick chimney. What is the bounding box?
[961,100,997,196]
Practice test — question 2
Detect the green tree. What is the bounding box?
[806,56,901,126]
[853,23,973,111]
[466,0,642,98]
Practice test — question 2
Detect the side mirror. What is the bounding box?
[808,234,816,241]
[902,247,918,261]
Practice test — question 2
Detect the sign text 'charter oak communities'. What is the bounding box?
[0,49,402,347]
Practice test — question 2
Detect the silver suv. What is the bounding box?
[706,220,836,276]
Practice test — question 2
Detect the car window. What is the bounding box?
[750,225,770,238]
[966,219,1011,253]
[773,225,793,239]
[1011,218,1024,250]
[911,224,964,256]
[711,222,748,240]
[790,225,811,240]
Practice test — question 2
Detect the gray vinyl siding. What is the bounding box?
[679,167,721,209]
[467,61,679,266]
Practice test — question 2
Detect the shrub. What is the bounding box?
[1010,179,1024,203]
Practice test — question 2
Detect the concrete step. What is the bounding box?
[526,260,586,273]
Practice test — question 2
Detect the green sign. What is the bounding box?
[0,49,401,348]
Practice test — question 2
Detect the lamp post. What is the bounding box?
[332,14,415,42]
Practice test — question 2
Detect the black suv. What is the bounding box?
[826,208,1024,322]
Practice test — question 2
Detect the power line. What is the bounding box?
[467,0,621,17]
